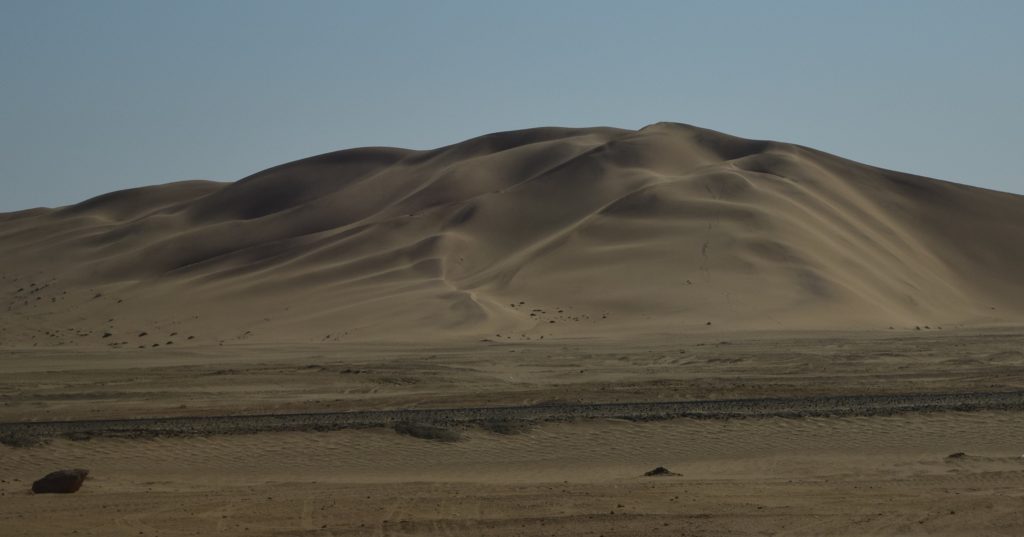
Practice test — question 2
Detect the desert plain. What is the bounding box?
[2,124,1024,535]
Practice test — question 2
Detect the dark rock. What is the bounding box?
[644,466,679,477]
[32,469,89,493]
[946,452,966,459]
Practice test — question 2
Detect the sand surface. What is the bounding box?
[6,405,1024,532]
[3,331,1024,536]
[4,410,1024,536]
[3,124,1024,535]
[3,331,1024,421]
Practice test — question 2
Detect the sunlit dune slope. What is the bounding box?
[2,123,1022,345]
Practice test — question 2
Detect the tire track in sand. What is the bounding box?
[3,390,1024,442]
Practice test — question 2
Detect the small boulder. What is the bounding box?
[644,466,679,477]
[946,452,966,459]
[32,469,89,494]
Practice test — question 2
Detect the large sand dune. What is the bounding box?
[2,123,1022,346]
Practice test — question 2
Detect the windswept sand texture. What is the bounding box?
[2,123,1023,346]
[3,124,1024,536]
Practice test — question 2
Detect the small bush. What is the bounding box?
[477,420,532,435]
[393,422,462,442]
[0,430,49,448]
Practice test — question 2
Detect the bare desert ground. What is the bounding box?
[3,124,1024,535]
[3,331,1024,536]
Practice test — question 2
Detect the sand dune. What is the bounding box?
[2,123,1023,346]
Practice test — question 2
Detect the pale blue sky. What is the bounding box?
[1,1,1022,211]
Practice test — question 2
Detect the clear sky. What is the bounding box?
[1,0,1021,212]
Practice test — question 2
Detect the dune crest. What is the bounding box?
[2,123,1022,345]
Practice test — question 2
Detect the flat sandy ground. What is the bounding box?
[3,329,1024,536]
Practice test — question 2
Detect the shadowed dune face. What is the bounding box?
[1,123,1023,345]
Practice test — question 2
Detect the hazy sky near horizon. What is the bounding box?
[1,1,1022,211]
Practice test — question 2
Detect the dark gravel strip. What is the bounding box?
[2,390,1023,443]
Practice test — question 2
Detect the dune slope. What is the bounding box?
[2,123,1022,346]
